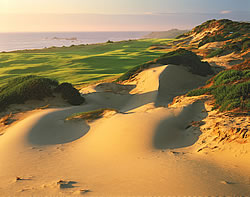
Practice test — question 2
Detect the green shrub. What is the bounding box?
[0,75,58,111]
[55,83,85,105]
[212,81,249,111]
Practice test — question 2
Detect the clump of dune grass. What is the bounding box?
[66,108,118,121]
[55,82,85,105]
[0,75,58,112]
[187,67,250,112]
[0,75,85,112]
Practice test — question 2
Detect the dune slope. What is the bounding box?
[0,64,249,196]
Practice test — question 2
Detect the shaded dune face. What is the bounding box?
[75,103,206,156]
[152,65,209,149]
[153,101,206,149]
[27,110,90,146]
[156,65,209,106]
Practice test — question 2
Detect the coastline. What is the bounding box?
[0,31,149,52]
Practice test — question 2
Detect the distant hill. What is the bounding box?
[142,29,189,39]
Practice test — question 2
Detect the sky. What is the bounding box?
[0,0,249,32]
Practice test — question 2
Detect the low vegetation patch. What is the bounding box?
[187,88,211,97]
[196,19,250,48]
[187,67,250,112]
[66,108,118,121]
[117,48,213,81]
[152,48,213,76]
[177,19,249,54]
[206,48,224,58]
[0,75,58,111]
[55,83,85,105]
[0,75,85,112]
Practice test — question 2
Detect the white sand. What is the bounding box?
[0,64,249,196]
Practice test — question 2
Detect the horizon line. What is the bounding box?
[1,11,250,15]
[0,29,191,34]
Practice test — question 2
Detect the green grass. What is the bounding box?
[213,69,249,86]
[212,82,249,111]
[187,69,250,112]
[187,88,211,97]
[0,39,172,86]
[66,108,118,121]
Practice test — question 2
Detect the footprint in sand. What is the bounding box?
[57,180,78,189]
[80,189,91,194]
[73,189,91,195]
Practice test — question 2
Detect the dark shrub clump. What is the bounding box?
[117,49,213,82]
[55,83,85,105]
[0,75,85,112]
[153,49,213,76]
[0,75,59,111]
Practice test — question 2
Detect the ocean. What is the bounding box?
[0,31,149,52]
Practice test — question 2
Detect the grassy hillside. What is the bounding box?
[0,39,171,86]
[178,19,249,57]
[142,29,189,39]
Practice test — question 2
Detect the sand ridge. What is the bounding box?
[0,64,249,196]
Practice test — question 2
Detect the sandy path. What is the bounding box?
[0,65,249,196]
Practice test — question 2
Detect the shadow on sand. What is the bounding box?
[27,109,90,146]
[153,101,208,149]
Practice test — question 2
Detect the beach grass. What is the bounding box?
[187,69,250,111]
[66,108,118,121]
[0,39,172,86]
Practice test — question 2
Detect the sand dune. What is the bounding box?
[0,64,249,196]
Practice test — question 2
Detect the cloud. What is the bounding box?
[220,10,232,14]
